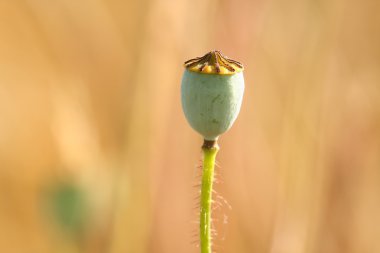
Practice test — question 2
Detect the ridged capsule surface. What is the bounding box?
[181,68,244,140]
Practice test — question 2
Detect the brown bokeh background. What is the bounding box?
[1,0,379,252]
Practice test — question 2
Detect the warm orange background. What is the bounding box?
[0,0,379,253]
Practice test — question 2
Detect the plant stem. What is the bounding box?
[200,140,219,253]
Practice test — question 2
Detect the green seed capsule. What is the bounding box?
[181,50,245,141]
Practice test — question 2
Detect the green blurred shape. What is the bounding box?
[44,180,89,241]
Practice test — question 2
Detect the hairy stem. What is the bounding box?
[200,140,219,253]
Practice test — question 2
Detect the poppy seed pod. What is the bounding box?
[181,50,245,141]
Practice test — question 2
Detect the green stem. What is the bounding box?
[200,140,219,253]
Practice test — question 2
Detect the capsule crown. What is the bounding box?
[184,50,244,75]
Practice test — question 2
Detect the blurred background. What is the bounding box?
[0,0,379,252]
